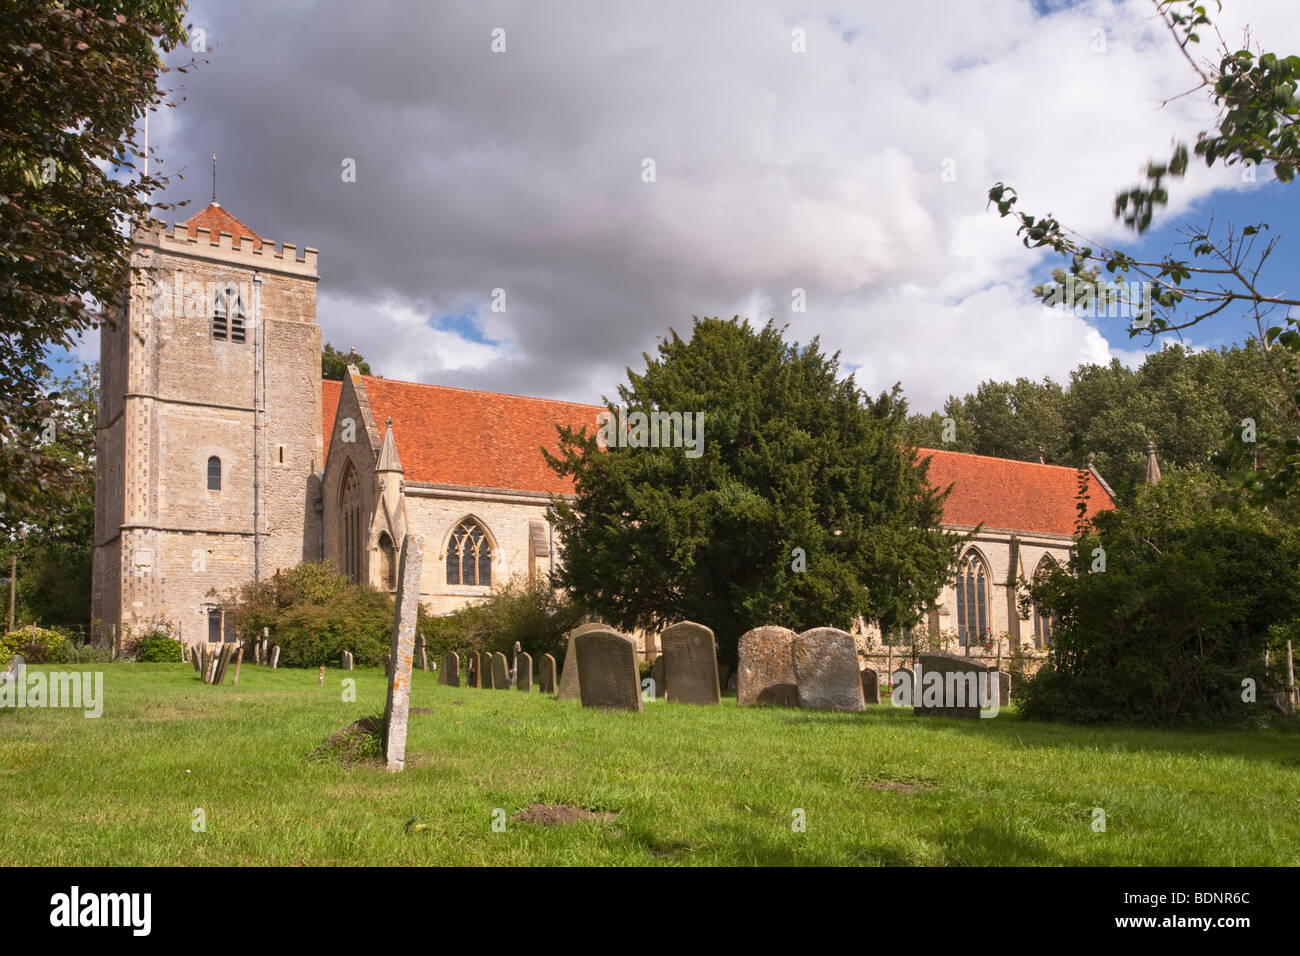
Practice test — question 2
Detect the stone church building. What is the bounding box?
[92,204,1115,653]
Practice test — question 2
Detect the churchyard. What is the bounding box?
[1,657,1297,866]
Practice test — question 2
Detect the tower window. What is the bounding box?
[213,284,246,343]
[207,456,222,491]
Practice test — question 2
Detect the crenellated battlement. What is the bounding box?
[133,217,318,278]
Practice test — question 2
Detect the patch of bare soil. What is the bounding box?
[515,804,619,826]
[411,707,432,715]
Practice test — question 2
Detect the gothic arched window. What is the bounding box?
[1032,555,1057,649]
[207,456,222,491]
[446,519,492,587]
[377,532,396,591]
[955,550,989,647]
[338,462,363,584]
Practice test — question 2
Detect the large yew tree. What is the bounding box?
[544,317,961,664]
[0,1,188,520]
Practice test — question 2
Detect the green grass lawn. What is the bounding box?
[1,662,1297,865]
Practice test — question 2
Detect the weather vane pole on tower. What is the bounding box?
[211,154,217,203]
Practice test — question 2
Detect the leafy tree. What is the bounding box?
[322,343,372,380]
[544,317,962,665]
[988,0,1300,498]
[1021,467,1300,725]
[0,1,189,521]
[0,362,98,632]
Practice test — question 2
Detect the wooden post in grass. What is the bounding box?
[317,665,324,686]
[382,534,424,772]
[1288,640,1296,712]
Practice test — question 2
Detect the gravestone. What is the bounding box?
[913,653,992,718]
[660,621,721,705]
[1,654,24,683]
[269,645,280,669]
[190,645,201,673]
[381,534,424,771]
[649,656,665,699]
[214,643,235,685]
[726,672,737,692]
[791,628,865,712]
[481,654,496,689]
[558,623,605,701]
[996,670,1011,707]
[717,662,733,692]
[737,625,799,707]
[231,645,244,685]
[860,667,881,705]
[441,651,460,687]
[575,628,643,712]
[890,667,915,707]
[539,653,557,694]
[491,652,509,690]
[468,650,482,688]
[517,652,533,691]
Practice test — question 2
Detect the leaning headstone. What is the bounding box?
[269,645,280,669]
[575,629,643,712]
[649,656,665,699]
[539,653,557,694]
[792,628,865,712]
[214,643,236,685]
[558,623,605,701]
[860,667,881,705]
[381,534,424,772]
[491,652,509,690]
[737,625,799,707]
[467,650,481,689]
[913,652,991,718]
[660,621,721,705]
[190,645,201,673]
[517,652,533,691]
[441,651,460,686]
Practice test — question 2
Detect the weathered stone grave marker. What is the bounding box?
[913,653,991,718]
[737,625,799,707]
[381,534,424,772]
[467,650,481,688]
[539,653,557,694]
[269,645,280,669]
[558,623,605,701]
[517,652,533,691]
[792,628,865,712]
[491,652,509,690]
[575,628,643,712]
[660,621,720,705]
[441,651,460,687]
[860,667,881,705]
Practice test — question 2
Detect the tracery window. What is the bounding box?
[955,550,990,647]
[446,519,491,587]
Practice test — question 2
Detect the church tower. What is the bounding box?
[91,203,323,647]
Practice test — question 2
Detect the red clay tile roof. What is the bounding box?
[182,201,263,250]
[326,375,603,494]
[322,378,341,465]
[318,378,1114,530]
[918,447,1115,536]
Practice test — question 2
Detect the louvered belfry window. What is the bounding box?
[213,284,246,342]
[446,519,491,587]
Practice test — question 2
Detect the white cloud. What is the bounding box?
[139,0,1300,410]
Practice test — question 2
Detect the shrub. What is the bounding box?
[125,618,182,662]
[223,562,395,668]
[432,575,586,666]
[1020,469,1300,725]
[0,623,72,667]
